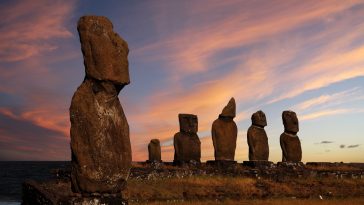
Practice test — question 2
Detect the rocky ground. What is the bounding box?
[28,162,364,204]
[125,162,364,204]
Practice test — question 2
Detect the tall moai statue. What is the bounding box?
[247,110,269,161]
[211,98,238,161]
[173,114,201,164]
[70,16,132,194]
[148,139,161,162]
[280,110,302,162]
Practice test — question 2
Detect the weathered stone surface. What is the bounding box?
[280,132,302,162]
[179,113,198,133]
[70,16,131,194]
[243,160,274,169]
[22,180,128,205]
[251,110,267,127]
[174,114,201,164]
[206,160,237,168]
[220,98,236,118]
[282,110,299,134]
[247,110,269,161]
[280,110,302,162]
[77,16,130,84]
[148,139,161,162]
[211,98,237,161]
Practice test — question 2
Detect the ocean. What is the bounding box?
[0,161,70,205]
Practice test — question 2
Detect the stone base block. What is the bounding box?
[146,160,162,163]
[277,161,304,167]
[206,160,237,167]
[173,160,201,167]
[22,180,128,205]
[243,160,274,168]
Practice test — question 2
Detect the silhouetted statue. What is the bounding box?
[173,114,201,164]
[211,98,237,161]
[148,139,161,162]
[280,110,302,162]
[70,16,131,194]
[247,110,269,161]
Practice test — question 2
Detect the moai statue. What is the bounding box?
[148,139,161,162]
[173,114,201,164]
[211,98,238,161]
[70,16,131,194]
[247,110,269,161]
[280,110,302,162]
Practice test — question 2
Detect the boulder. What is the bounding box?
[70,16,131,194]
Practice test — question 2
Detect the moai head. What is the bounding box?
[77,16,130,85]
[219,97,236,119]
[150,139,160,146]
[179,114,198,133]
[251,110,267,128]
[282,110,299,134]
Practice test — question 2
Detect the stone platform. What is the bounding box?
[277,161,304,167]
[206,160,237,167]
[243,160,274,168]
[22,180,128,205]
[173,160,201,167]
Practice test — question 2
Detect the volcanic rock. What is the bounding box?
[77,16,130,84]
[247,110,269,161]
[220,98,236,118]
[69,16,131,194]
[148,139,161,162]
[282,110,299,134]
[280,110,302,162]
[211,98,238,161]
[174,114,201,164]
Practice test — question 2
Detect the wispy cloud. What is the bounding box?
[128,1,364,161]
[294,88,363,111]
[0,0,75,62]
[1,1,364,161]
[300,108,362,121]
[320,141,334,144]
[347,144,360,148]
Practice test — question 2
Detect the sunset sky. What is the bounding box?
[0,0,364,162]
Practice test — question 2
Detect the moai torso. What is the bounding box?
[247,110,269,161]
[174,114,201,163]
[280,110,302,162]
[148,139,161,162]
[211,98,237,161]
[70,16,131,194]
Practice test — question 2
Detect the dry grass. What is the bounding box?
[131,198,364,205]
[305,164,361,172]
[127,175,364,203]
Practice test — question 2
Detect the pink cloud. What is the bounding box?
[0,0,75,62]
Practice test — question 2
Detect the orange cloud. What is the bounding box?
[294,88,363,111]
[135,1,361,76]
[300,108,364,121]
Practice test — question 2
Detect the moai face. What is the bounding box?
[77,16,130,85]
[251,110,267,127]
[179,114,198,133]
[282,110,299,134]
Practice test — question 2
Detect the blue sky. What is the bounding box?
[0,0,363,162]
